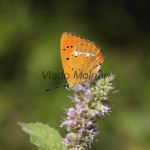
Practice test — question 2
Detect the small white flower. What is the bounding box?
[84,89,93,99]
[74,95,81,103]
[101,105,110,115]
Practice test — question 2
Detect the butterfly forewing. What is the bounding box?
[61,32,83,82]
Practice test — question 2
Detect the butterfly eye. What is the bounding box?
[65,84,71,90]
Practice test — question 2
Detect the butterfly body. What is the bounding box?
[61,32,104,87]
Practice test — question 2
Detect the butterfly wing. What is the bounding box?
[60,32,104,87]
[65,40,104,86]
[61,32,84,83]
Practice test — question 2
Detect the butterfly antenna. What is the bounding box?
[46,83,67,92]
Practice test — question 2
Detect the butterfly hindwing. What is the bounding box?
[66,40,104,86]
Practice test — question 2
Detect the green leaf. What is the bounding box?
[18,122,67,150]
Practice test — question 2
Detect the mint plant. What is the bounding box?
[19,73,116,150]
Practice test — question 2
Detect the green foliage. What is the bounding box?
[18,122,67,150]
[0,0,149,150]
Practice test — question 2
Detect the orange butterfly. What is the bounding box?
[61,32,104,88]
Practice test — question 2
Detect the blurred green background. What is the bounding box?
[0,0,150,150]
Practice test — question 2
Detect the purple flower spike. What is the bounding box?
[61,74,116,150]
[84,89,93,99]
